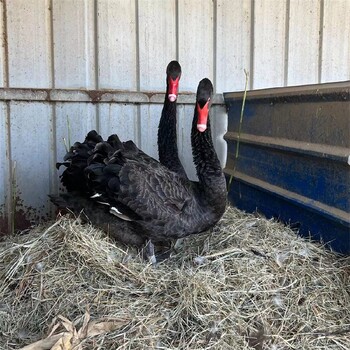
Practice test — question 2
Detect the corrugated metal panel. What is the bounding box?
[2,0,350,91]
[6,0,52,88]
[211,103,228,170]
[0,3,5,87]
[97,0,137,90]
[9,102,54,229]
[224,81,350,253]
[138,0,176,91]
[0,0,350,233]
[216,0,251,92]
[0,102,9,233]
[253,0,287,89]
[98,104,138,143]
[177,104,197,179]
[178,0,214,92]
[52,0,96,89]
[287,0,320,85]
[139,104,160,159]
[321,0,350,82]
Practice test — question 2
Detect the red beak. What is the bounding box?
[196,100,210,132]
[167,76,180,102]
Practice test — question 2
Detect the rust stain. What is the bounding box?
[44,88,51,102]
[0,218,7,237]
[0,203,7,237]
[1,194,51,236]
[12,208,33,232]
[87,90,105,104]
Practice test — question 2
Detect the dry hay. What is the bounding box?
[0,206,349,350]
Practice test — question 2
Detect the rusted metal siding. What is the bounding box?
[0,0,349,233]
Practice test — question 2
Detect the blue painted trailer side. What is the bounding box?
[226,176,349,254]
[224,81,350,254]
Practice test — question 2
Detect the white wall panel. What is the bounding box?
[0,2,6,87]
[178,104,197,180]
[2,0,350,91]
[6,0,52,88]
[211,105,227,168]
[97,0,137,90]
[321,0,350,82]
[139,105,161,159]
[178,0,214,92]
[216,0,252,92]
[138,0,176,91]
[253,0,287,89]
[9,102,53,222]
[98,104,139,143]
[288,0,320,85]
[0,103,8,232]
[52,0,96,89]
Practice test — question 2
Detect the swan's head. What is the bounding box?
[196,78,213,132]
[167,61,181,102]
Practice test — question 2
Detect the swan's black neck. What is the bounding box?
[191,110,222,177]
[158,93,187,178]
[191,108,227,210]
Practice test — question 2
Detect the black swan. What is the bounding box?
[51,61,185,248]
[82,78,227,259]
[56,60,183,190]
[51,78,227,262]
[56,130,103,193]
[158,60,187,178]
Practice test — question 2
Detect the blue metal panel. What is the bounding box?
[227,178,349,254]
[224,81,350,254]
[227,143,349,212]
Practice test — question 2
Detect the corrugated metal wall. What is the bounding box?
[0,0,349,233]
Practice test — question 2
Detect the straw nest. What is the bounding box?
[0,206,349,350]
